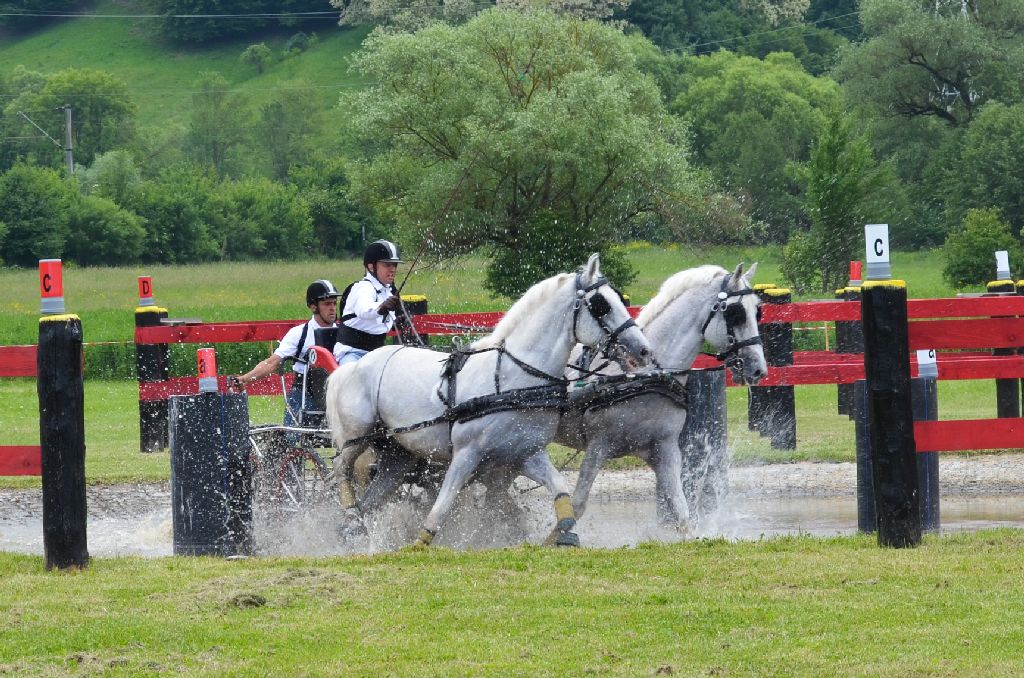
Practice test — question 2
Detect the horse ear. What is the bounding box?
[746,262,758,282]
[585,253,601,281]
[730,262,745,286]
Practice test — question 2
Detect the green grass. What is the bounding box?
[0,1,369,129]
[3,531,1024,675]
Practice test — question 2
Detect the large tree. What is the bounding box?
[953,102,1024,236]
[782,110,900,293]
[186,72,252,177]
[2,68,137,169]
[834,0,1024,128]
[342,8,703,295]
[670,50,841,239]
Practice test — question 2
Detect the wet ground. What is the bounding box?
[4,455,1024,557]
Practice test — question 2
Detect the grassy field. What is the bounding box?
[0,1,370,129]
[3,531,1024,675]
[0,244,961,345]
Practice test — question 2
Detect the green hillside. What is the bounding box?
[0,1,370,128]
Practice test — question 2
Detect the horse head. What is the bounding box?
[703,263,767,385]
[573,253,651,371]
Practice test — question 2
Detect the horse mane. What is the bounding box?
[636,265,728,328]
[472,273,573,349]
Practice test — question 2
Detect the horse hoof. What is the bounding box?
[337,512,368,540]
[556,517,576,533]
[555,531,580,548]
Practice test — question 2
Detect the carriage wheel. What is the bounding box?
[249,429,288,502]
[273,448,331,515]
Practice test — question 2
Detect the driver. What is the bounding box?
[234,279,341,427]
[334,239,403,365]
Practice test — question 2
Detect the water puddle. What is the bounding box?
[3,493,1024,557]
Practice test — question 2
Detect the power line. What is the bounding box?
[669,10,862,55]
[0,11,340,19]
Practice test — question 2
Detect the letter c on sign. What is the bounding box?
[874,239,884,257]
[42,273,52,293]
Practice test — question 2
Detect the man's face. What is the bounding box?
[372,261,399,285]
[313,298,337,325]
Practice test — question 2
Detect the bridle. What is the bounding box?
[700,276,763,371]
[572,272,638,358]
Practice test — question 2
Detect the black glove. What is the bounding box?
[378,295,401,315]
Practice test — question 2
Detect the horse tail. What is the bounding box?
[326,361,360,450]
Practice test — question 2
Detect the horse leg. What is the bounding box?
[414,447,484,547]
[356,442,420,514]
[570,440,607,524]
[652,439,691,532]
[520,450,579,548]
[335,440,371,537]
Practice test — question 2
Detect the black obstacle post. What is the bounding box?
[755,288,796,450]
[135,276,170,452]
[862,279,921,548]
[911,366,940,532]
[837,262,863,417]
[988,278,1020,419]
[680,368,728,518]
[747,284,775,433]
[37,259,89,570]
[169,350,253,556]
[853,379,875,533]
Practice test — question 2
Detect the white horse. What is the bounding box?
[326,254,652,547]
[556,263,767,531]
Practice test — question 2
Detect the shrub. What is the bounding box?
[943,208,1023,288]
[0,164,75,266]
[64,194,147,266]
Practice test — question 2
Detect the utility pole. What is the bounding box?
[59,105,74,175]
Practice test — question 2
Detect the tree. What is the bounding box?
[834,0,1024,128]
[343,9,704,296]
[670,51,841,239]
[149,0,328,43]
[208,177,315,260]
[186,72,251,177]
[2,68,137,169]
[289,154,375,256]
[335,0,629,31]
[240,43,273,74]
[781,110,898,293]
[953,102,1024,236]
[76,150,142,206]
[256,82,324,181]
[0,0,82,31]
[127,165,221,264]
[0,164,76,267]
[64,194,147,266]
[943,208,1023,287]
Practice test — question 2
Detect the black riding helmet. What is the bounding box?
[363,240,403,265]
[306,279,341,307]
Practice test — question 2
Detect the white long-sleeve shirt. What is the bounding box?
[334,273,395,358]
